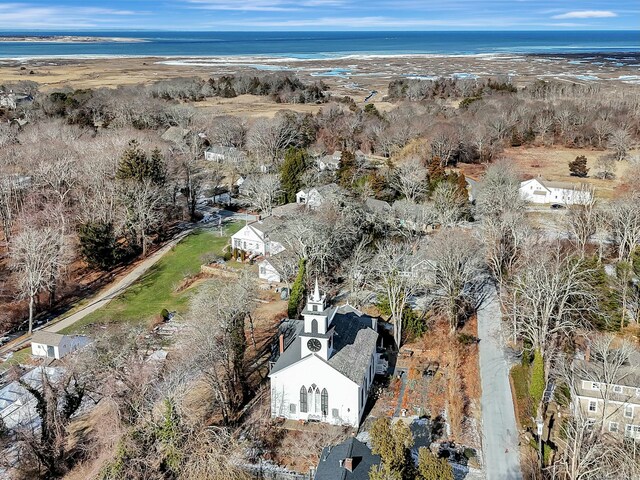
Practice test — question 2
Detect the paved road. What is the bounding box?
[0,211,252,356]
[0,229,194,356]
[46,229,193,333]
[477,287,522,480]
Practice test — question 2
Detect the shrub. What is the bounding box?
[404,307,427,340]
[223,251,232,261]
[417,447,453,480]
[568,155,589,177]
[457,333,478,345]
[160,308,170,321]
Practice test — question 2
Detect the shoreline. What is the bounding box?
[1,51,639,62]
[0,35,148,44]
[1,51,638,98]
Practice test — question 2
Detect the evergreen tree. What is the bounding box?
[78,221,120,270]
[337,151,357,188]
[427,156,446,189]
[417,448,454,480]
[280,148,307,203]
[117,140,166,185]
[568,155,589,178]
[288,259,306,318]
[369,418,415,480]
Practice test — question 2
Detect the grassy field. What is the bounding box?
[62,223,241,333]
[0,347,32,372]
[461,146,638,200]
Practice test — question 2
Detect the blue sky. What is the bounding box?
[0,0,638,30]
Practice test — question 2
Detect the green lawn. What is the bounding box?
[62,223,241,333]
[0,347,32,372]
[510,364,533,430]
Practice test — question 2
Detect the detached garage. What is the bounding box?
[31,331,91,360]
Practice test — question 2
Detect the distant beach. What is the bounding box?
[0,30,637,59]
[0,35,147,44]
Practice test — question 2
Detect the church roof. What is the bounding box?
[315,437,381,480]
[269,306,378,385]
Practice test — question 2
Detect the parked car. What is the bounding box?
[550,203,566,209]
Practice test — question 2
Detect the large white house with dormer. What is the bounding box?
[520,177,592,205]
[230,217,286,257]
[269,281,379,427]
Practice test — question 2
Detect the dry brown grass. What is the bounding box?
[459,146,639,200]
[400,315,482,447]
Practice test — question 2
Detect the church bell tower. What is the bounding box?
[300,279,334,359]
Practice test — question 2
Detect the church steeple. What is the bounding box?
[301,279,334,360]
[308,277,326,310]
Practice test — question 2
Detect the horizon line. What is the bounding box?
[1,28,639,33]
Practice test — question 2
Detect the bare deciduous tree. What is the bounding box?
[247,115,299,164]
[0,175,24,243]
[424,229,487,333]
[554,412,640,480]
[609,128,632,161]
[566,186,598,258]
[390,157,428,202]
[476,161,529,287]
[240,174,282,215]
[506,245,597,384]
[429,181,468,227]
[605,193,640,263]
[370,240,421,347]
[9,225,67,333]
[120,179,164,257]
[182,272,256,425]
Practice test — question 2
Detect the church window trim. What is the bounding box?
[321,388,328,416]
[315,387,321,413]
[300,386,308,413]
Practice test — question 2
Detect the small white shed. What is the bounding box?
[31,331,91,360]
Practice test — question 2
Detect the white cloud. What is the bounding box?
[204,15,525,28]
[552,10,617,19]
[0,3,141,28]
[187,0,346,11]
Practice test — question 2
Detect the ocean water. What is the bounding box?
[0,31,638,59]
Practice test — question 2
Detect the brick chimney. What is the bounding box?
[343,457,353,472]
[279,334,285,354]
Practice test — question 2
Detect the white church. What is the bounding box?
[269,281,379,427]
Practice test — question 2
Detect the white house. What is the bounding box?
[30,331,91,360]
[317,151,342,171]
[258,258,281,283]
[269,281,379,427]
[231,217,286,256]
[0,92,32,110]
[204,145,247,163]
[520,177,592,205]
[295,184,343,209]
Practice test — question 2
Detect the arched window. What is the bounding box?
[300,386,307,413]
[315,388,321,413]
[311,319,318,333]
[321,388,328,416]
